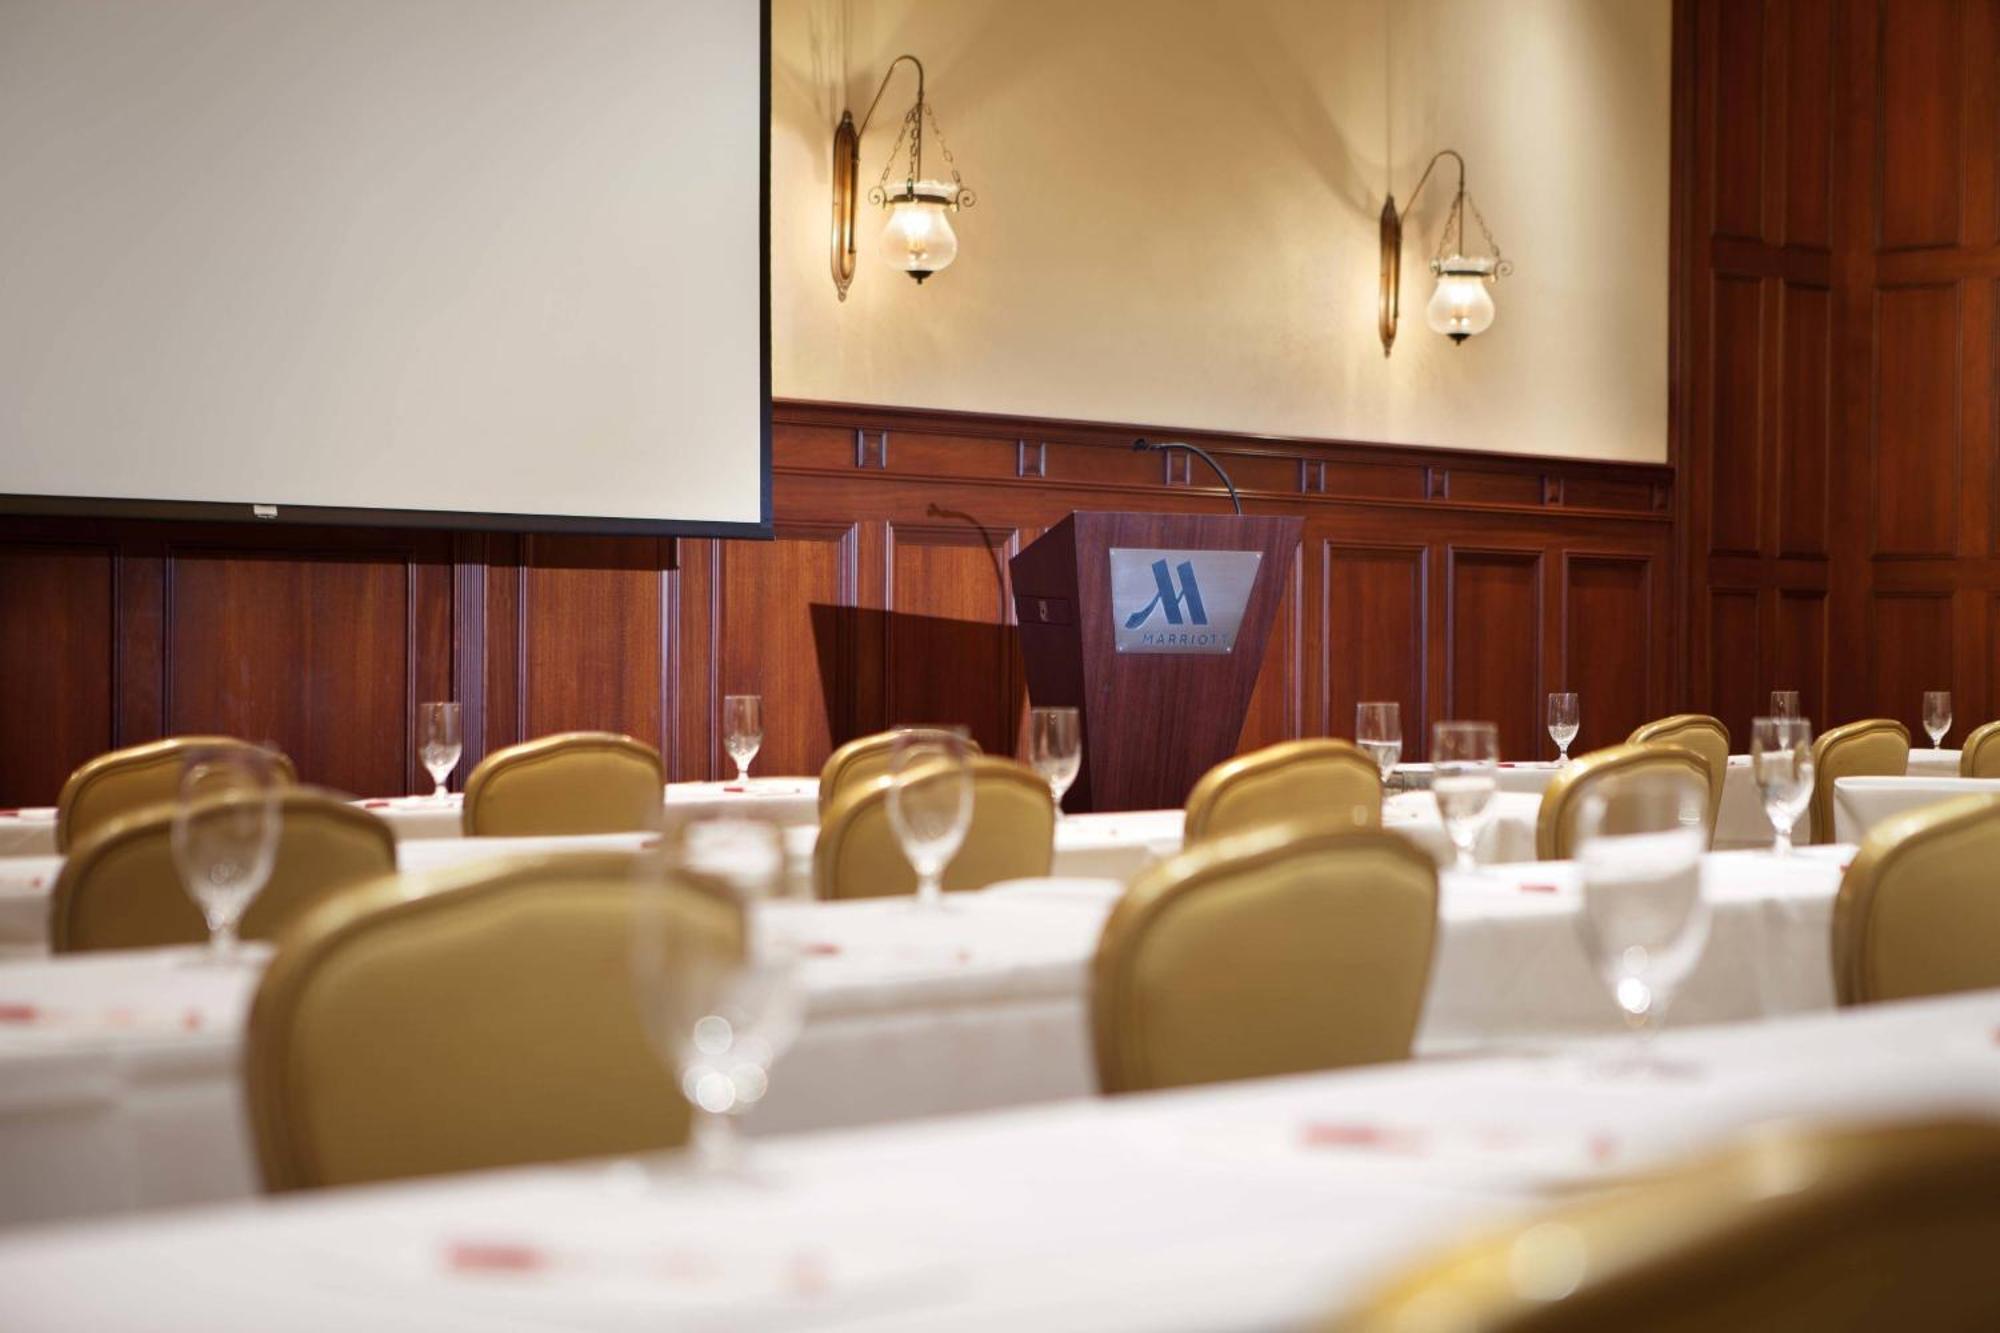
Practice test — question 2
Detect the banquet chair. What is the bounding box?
[1960,720,2000,777]
[818,729,984,814]
[1182,739,1381,845]
[246,852,741,1191]
[49,790,393,953]
[55,736,297,854]
[1323,1119,2000,1332]
[461,731,664,836]
[1535,743,1713,861]
[1628,713,1730,831]
[1091,823,1436,1095]
[1809,719,1910,846]
[1831,793,2000,1007]
[815,756,1052,899]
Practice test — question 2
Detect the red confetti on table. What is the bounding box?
[1300,1122,1424,1153]
[1520,882,1562,894]
[0,1004,38,1023]
[0,810,19,818]
[801,942,841,957]
[446,1241,550,1274]
[181,1009,205,1032]
[723,786,748,794]
[362,800,393,809]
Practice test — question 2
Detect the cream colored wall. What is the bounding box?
[772,0,1671,463]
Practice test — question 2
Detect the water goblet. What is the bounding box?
[1026,706,1082,814]
[723,694,763,783]
[417,701,462,800]
[1547,692,1580,764]
[886,729,973,909]
[1923,690,1952,749]
[172,748,281,964]
[1356,702,1402,782]
[1431,721,1499,875]
[1750,716,1814,854]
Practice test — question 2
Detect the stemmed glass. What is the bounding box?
[1750,716,1814,855]
[630,811,802,1175]
[1923,690,1953,750]
[1431,721,1499,875]
[172,748,280,964]
[1026,706,1082,815]
[1356,702,1402,783]
[417,701,462,801]
[1571,768,1711,1072]
[723,694,763,784]
[886,729,973,909]
[1770,690,1801,720]
[1547,693,1580,764]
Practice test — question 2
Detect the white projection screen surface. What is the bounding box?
[0,0,769,536]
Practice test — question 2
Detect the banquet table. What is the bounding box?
[0,780,826,860]
[2,985,1997,1332]
[0,849,1849,1229]
[1830,775,2000,845]
[1714,748,1960,849]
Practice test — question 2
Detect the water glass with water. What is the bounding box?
[418,701,462,800]
[1431,721,1499,874]
[1026,706,1082,813]
[723,694,763,782]
[1547,692,1580,764]
[1923,691,1952,749]
[1751,716,1814,854]
[173,748,281,963]
[886,729,973,909]
[1356,702,1402,781]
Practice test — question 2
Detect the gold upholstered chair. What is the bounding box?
[1831,793,2000,1007]
[1628,713,1730,832]
[1535,743,1713,861]
[460,731,663,836]
[245,852,741,1191]
[1960,720,2000,777]
[814,756,1053,900]
[56,736,297,854]
[1182,738,1382,845]
[1323,1119,2000,1332]
[1090,822,1437,1095]
[50,789,393,953]
[1809,719,1910,846]
[817,729,984,814]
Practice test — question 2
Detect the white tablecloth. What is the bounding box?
[0,808,56,858]
[4,987,1999,1332]
[1830,775,2000,845]
[1714,748,1962,850]
[0,847,1849,1229]
[1392,761,1564,794]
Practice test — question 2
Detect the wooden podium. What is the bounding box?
[1010,511,1302,813]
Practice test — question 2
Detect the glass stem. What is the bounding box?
[916,870,943,909]
[734,758,750,783]
[692,1107,741,1174]
[1455,843,1477,875]
[209,920,239,961]
[432,777,448,800]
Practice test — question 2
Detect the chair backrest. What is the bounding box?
[50,790,394,953]
[1960,720,2000,777]
[1183,739,1382,844]
[817,730,984,814]
[245,852,741,1191]
[460,731,663,836]
[1831,793,2000,1006]
[814,756,1053,900]
[56,736,296,854]
[1535,743,1714,861]
[1628,713,1730,831]
[1091,823,1437,1095]
[1810,719,1910,845]
[1323,1119,2000,1333]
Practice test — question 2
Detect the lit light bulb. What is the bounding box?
[1426,255,1497,343]
[879,182,959,283]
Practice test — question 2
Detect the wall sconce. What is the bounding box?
[1378,149,1511,355]
[830,54,976,301]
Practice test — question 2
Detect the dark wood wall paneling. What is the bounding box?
[0,404,1675,805]
[1679,0,2000,744]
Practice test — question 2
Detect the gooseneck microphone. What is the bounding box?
[1131,438,1243,515]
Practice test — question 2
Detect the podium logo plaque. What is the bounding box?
[1109,548,1263,654]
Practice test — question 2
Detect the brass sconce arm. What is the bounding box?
[1378,148,1510,355]
[831,55,925,301]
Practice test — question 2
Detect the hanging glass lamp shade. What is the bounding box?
[1426,254,1497,343]
[879,182,960,284]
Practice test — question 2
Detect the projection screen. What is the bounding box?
[0,0,770,537]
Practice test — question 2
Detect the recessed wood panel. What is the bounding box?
[1877,0,1962,250]
[0,543,114,806]
[713,524,857,778]
[1781,0,1834,248]
[1447,550,1542,762]
[1562,555,1653,755]
[1323,544,1427,759]
[1711,276,1764,554]
[1713,0,1768,238]
[885,521,1023,758]
[1870,592,1954,728]
[1708,589,1762,746]
[1773,590,1827,729]
[1237,551,1300,753]
[1777,282,1832,555]
[166,546,412,798]
[518,536,668,748]
[1873,284,1960,556]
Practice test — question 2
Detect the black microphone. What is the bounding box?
[1132,438,1242,515]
